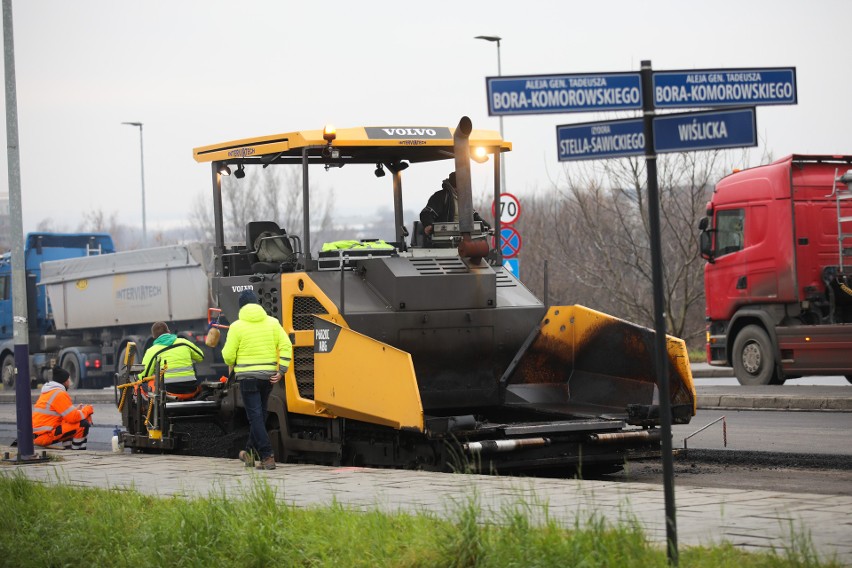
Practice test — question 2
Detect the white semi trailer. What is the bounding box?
[35,242,226,389]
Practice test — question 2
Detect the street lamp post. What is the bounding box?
[475,35,505,192]
[122,121,147,247]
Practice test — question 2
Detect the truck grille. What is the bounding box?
[292,296,328,330]
[291,295,326,400]
[293,346,314,400]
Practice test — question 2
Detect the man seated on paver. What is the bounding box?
[140,321,205,400]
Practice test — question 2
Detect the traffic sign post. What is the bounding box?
[487,60,796,565]
[640,60,678,565]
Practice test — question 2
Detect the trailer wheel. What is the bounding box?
[732,325,777,386]
[1,354,15,390]
[61,356,81,390]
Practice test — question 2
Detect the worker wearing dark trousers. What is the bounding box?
[221,290,292,470]
[32,366,93,450]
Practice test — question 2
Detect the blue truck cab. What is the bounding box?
[0,232,114,389]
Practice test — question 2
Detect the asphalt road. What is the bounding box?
[2,396,850,455]
[1,364,849,454]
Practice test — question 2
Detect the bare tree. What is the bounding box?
[74,208,155,251]
[35,217,69,233]
[190,165,334,252]
[520,150,759,345]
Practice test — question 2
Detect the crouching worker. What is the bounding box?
[33,366,93,450]
[140,321,205,400]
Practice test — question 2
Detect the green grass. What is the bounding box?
[0,472,838,567]
[688,347,707,364]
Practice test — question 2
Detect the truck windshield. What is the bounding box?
[715,209,745,257]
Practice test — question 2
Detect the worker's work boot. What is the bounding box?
[238,450,255,468]
[258,456,276,470]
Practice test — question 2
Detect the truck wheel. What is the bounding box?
[61,356,81,390]
[0,354,15,390]
[732,325,777,386]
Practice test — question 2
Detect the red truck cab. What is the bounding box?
[699,155,852,385]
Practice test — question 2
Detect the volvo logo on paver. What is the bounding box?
[314,317,342,353]
[365,127,451,139]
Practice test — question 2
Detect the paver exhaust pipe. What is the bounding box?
[453,116,489,262]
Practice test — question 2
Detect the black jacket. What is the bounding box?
[420,181,490,230]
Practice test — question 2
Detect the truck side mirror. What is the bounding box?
[699,229,714,263]
[698,217,709,231]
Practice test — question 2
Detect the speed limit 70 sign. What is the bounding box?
[492,193,521,225]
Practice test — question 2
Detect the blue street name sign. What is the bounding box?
[653,67,796,108]
[556,108,758,160]
[556,118,645,161]
[653,107,757,153]
[487,72,642,116]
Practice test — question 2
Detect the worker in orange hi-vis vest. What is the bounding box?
[32,366,94,450]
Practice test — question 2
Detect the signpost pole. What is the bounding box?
[3,0,38,463]
[641,59,678,566]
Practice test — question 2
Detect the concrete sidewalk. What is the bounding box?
[2,447,850,564]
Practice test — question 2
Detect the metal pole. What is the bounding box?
[122,122,147,247]
[392,170,404,244]
[475,35,507,192]
[3,0,35,460]
[641,59,678,566]
[211,162,225,277]
[493,151,501,258]
[301,148,311,262]
[138,124,146,246]
[496,39,506,193]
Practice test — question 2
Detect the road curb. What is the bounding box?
[697,394,852,411]
[0,391,117,404]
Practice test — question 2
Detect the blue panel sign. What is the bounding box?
[653,108,757,154]
[503,259,519,277]
[487,72,642,116]
[653,67,796,108]
[556,118,645,161]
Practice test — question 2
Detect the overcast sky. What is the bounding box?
[2,0,851,239]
